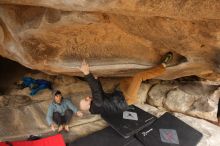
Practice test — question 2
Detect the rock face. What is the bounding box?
[144,80,220,122]
[0,1,220,80]
[0,1,220,144]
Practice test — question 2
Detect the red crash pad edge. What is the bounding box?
[0,134,65,146]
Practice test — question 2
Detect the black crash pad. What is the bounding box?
[67,127,143,146]
[136,112,203,146]
[101,105,156,138]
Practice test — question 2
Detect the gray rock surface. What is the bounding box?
[148,83,175,107]
[165,88,196,112]
[145,81,219,121]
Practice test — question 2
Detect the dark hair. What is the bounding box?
[102,90,128,114]
[55,90,62,96]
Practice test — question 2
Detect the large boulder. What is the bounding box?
[146,81,219,122]
[164,88,196,112]
[148,83,175,107]
[0,1,219,80]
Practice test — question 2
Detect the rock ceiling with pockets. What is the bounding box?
[0,0,220,80]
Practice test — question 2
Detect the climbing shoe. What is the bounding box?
[161,52,173,65]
